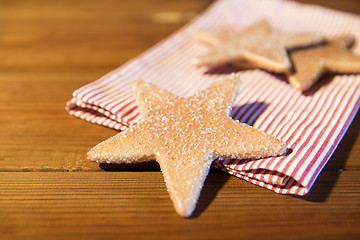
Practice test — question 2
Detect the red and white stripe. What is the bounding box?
[66,0,360,195]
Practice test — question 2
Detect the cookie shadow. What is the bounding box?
[99,161,161,171]
[231,101,268,126]
[204,64,239,75]
[301,73,337,96]
[190,168,230,218]
[297,109,360,202]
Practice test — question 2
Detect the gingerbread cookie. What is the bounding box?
[87,74,287,217]
[288,36,360,91]
[192,19,324,73]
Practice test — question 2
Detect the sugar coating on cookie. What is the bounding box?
[87,74,287,217]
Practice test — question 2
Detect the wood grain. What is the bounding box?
[1,170,359,240]
[0,0,359,239]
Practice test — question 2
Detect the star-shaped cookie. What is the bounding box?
[192,19,324,73]
[288,36,360,91]
[87,74,287,217]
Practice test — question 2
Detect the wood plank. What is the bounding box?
[298,0,360,14]
[0,0,210,70]
[0,0,360,239]
[1,170,359,240]
[0,70,116,171]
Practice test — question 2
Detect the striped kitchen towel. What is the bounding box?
[66,0,360,195]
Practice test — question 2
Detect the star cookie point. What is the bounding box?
[288,36,360,91]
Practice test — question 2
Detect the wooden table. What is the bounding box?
[1,0,359,239]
